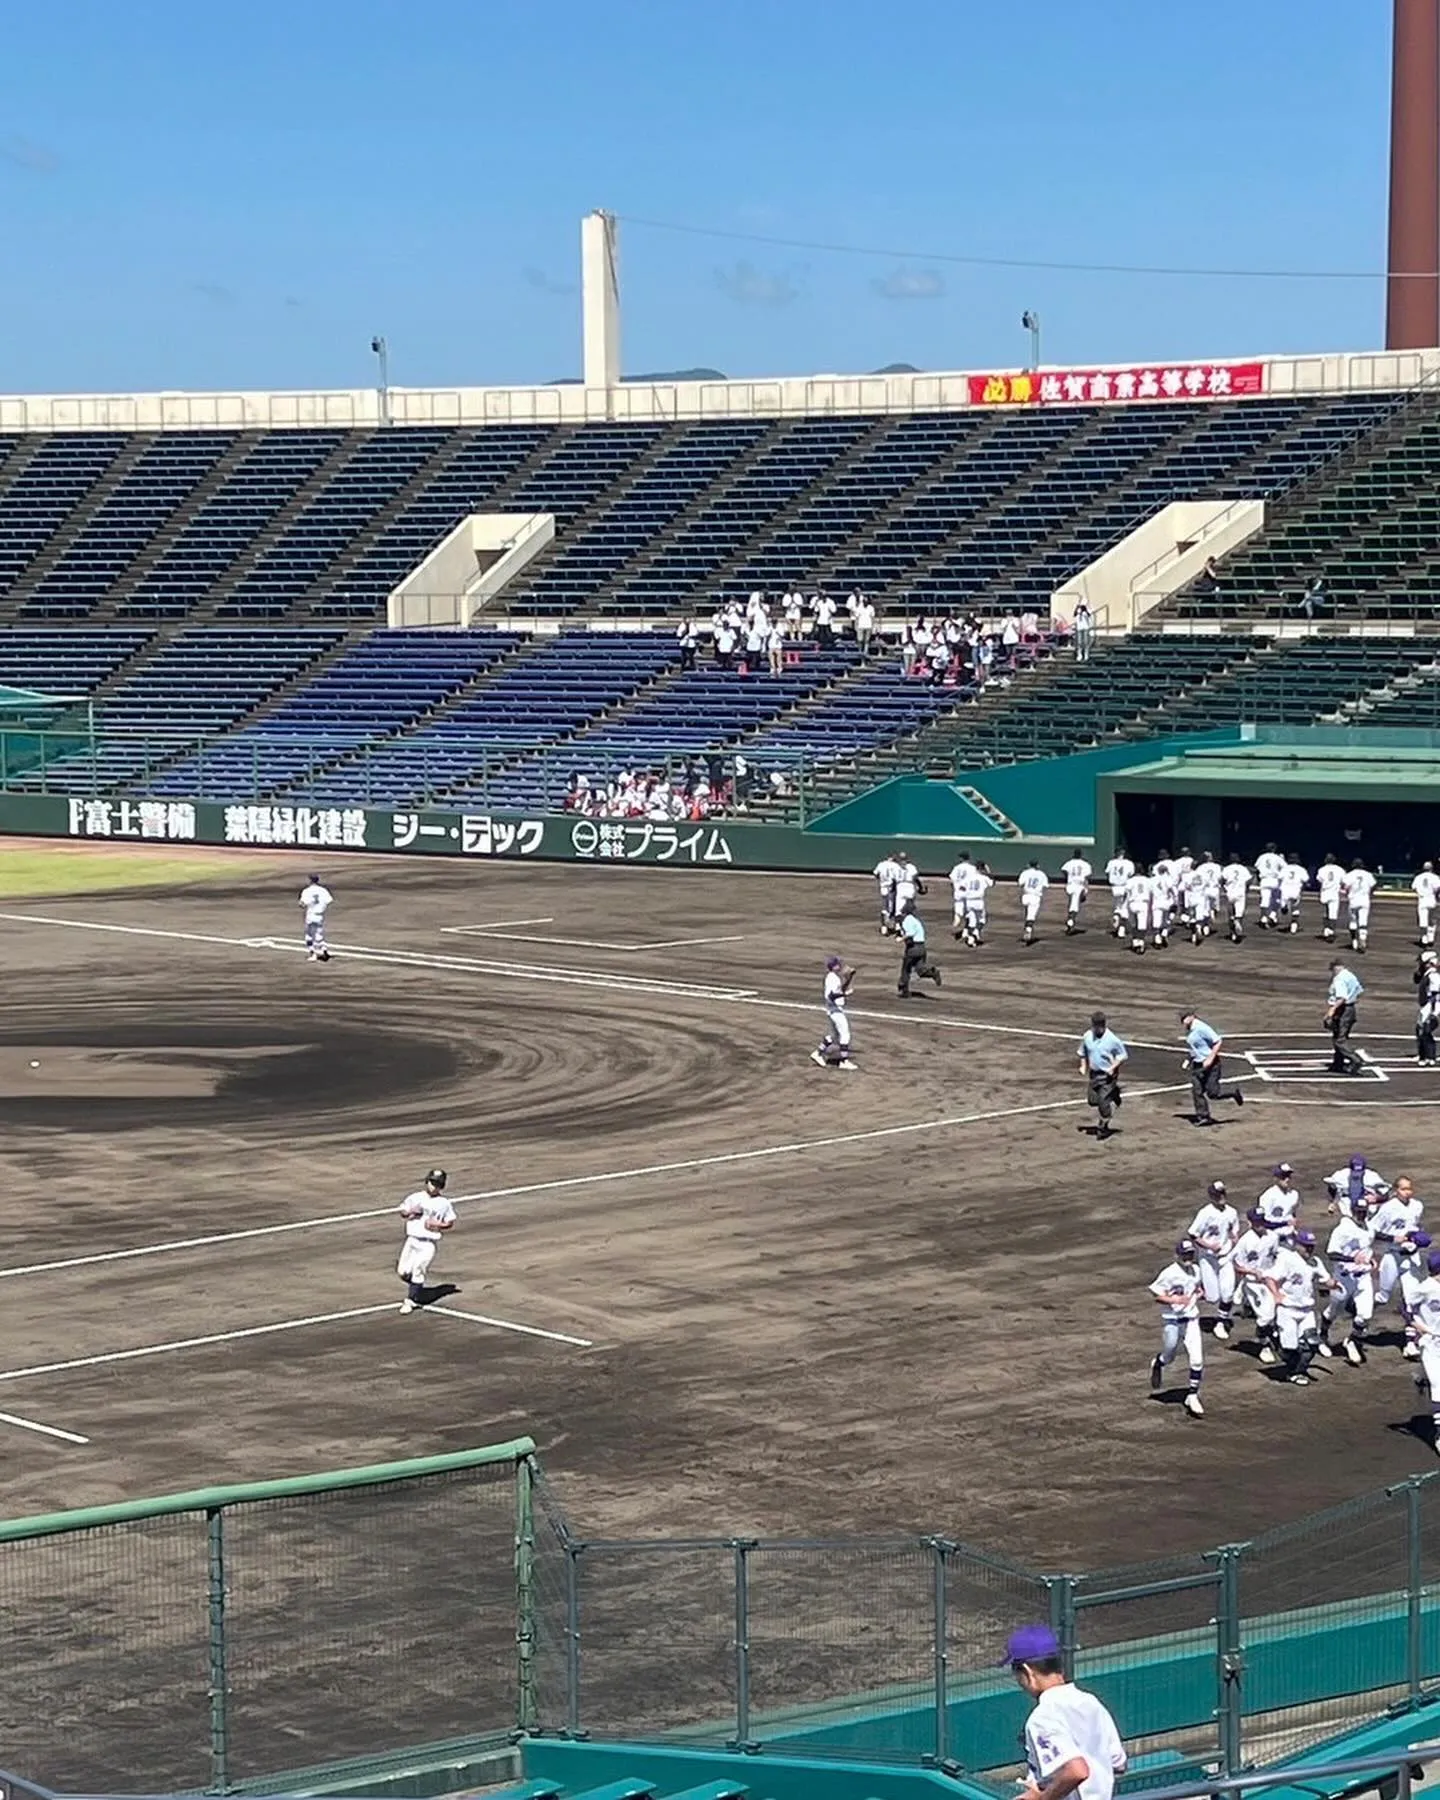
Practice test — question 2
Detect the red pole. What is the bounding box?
[1387,0,1440,350]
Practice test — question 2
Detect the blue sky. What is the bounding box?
[0,0,1394,394]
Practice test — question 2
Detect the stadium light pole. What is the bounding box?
[1021,311,1041,371]
[1386,0,1440,349]
[370,335,391,427]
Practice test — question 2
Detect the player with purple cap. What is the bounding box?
[1266,1227,1329,1385]
[1323,1190,1377,1366]
[811,955,858,1072]
[1000,1623,1128,1800]
[1371,1177,1426,1354]
[1411,1251,1440,1455]
[1233,1208,1280,1364]
[1187,1180,1239,1339]
[1324,1153,1389,1219]
[1148,1240,1205,1417]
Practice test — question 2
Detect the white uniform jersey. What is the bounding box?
[1280,861,1308,901]
[1173,852,1194,878]
[823,969,847,1012]
[1187,1202,1239,1255]
[894,860,920,910]
[1256,1183,1300,1229]
[1151,857,1176,886]
[1126,872,1152,919]
[1415,871,1440,915]
[1233,1227,1276,1279]
[1412,1274,1440,1342]
[1196,859,1222,897]
[1344,868,1377,913]
[1325,1166,1390,1215]
[1269,1244,1320,1310]
[1024,1683,1126,1800]
[948,861,972,903]
[1181,867,1209,913]
[399,1189,456,1243]
[300,882,333,923]
[1060,856,1092,893]
[1018,868,1049,904]
[1221,862,1252,900]
[1255,850,1286,894]
[1105,855,1135,895]
[874,856,899,889]
[1151,868,1178,912]
[1371,1195,1425,1244]
[1326,1217,1375,1272]
[1149,1261,1202,1320]
[1317,862,1345,905]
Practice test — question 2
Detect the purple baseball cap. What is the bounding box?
[1429,1252,1440,1276]
[1350,1154,1366,1170]
[1415,1232,1434,1251]
[1000,1624,1062,1666]
[825,955,843,970]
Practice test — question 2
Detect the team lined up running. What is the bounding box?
[1148,1158,1440,1441]
[869,847,1440,954]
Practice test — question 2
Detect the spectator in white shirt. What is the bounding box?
[767,619,786,675]
[714,623,737,671]
[854,597,876,656]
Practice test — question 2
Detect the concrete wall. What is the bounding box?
[387,513,554,628]
[0,349,1431,433]
[1052,500,1265,630]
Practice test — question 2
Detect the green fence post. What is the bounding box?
[564,1542,583,1737]
[798,750,807,829]
[515,1454,538,1735]
[1399,1478,1425,1705]
[1047,1573,1077,1680]
[1215,1543,1244,1776]
[730,1538,755,1750]
[205,1505,231,1793]
[929,1537,950,1769]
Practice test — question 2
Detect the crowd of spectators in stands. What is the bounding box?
[563,753,782,821]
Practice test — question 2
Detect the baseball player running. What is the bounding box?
[1417,950,1440,1065]
[1149,860,1177,949]
[1279,855,1308,935]
[1018,861,1049,947]
[1125,869,1152,955]
[1325,1153,1390,1217]
[1266,1227,1328,1385]
[873,854,901,936]
[1255,844,1285,929]
[1344,859,1377,954]
[1149,1239,1206,1417]
[960,860,993,946]
[1187,1179,1239,1339]
[1415,861,1440,948]
[948,855,972,941]
[812,956,858,1071]
[1410,1251,1440,1454]
[1060,850,1092,935]
[1372,1177,1427,1352]
[1257,1162,1301,1231]
[396,1169,456,1315]
[1221,857,1252,943]
[1316,854,1345,942]
[1233,1209,1280,1364]
[1322,1195,1376,1365]
[1105,852,1135,939]
[299,874,333,962]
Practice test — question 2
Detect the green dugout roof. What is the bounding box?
[1101,743,1440,804]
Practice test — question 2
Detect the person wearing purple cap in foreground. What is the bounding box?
[1148,1239,1205,1417]
[1411,1252,1440,1455]
[1233,1209,1280,1365]
[1324,1154,1390,1220]
[1000,1623,1127,1800]
[811,956,858,1072]
[1187,1180,1239,1340]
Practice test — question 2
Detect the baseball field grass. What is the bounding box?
[0,840,248,898]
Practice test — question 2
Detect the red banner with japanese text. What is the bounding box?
[967,362,1265,407]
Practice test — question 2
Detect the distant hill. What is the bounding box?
[871,363,922,374]
[548,367,729,385]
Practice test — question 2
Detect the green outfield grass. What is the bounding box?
[0,843,247,899]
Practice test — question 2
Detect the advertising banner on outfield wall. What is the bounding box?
[967,361,1265,407]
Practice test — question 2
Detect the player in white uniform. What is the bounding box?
[1410,1250,1440,1454]
[1322,1194,1376,1365]
[1125,870,1152,955]
[1018,861,1049,946]
[1266,1228,1328,1385]
[1221,858,1251,943]
[893,853,921,921]
[1417,950,1440,1065]
[1414,861,1440,948]
[1104,852,1135,939]
[1316,854,1345,942]
[1149,860,1177,949]
[1149,1239,1205,1417]
[1059,850,1092,935]
[1255,844,1286,928]
[1325,1154,1390,1218]
[1343,859,1376,953]
[1233,1209,1280,1364]
[1279,855,1308,935]
[961,861,993,946]
[1196,852,1222,929]
[948,855,972,940]
[1371,1178,1427,1350]
[1180,866,1211,947]
[396,1169,456,1315]
[299,874,333,962]
[812,956,858,1071]
[1256,1162,1301,1231]
[873,855,901,935]
[1187,1179,1239,1339]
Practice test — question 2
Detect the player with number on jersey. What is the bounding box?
[396,1170,456,1315]
[1060,850,1092,936]
[1221,857,1252,943]
[1255,844,1286,929]
[1018,861,1049,947]
[1415,861,1440,948]
[1187,1180,1239,1339]
[1316,854,1345,943]
[1149,1239,1206,1417]
[1105,851,1135,939]
[812,956,858,1072]
[1344,859,1377,954]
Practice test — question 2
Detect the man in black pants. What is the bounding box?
[897,908,942,997]
[1077,1011,1128,1141]
[1180,1009,1246,1126]
[1325,960,1364,1075]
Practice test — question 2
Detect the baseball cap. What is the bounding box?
[1350,1154,1367,1170]
[1275,1163,1294,1176]
[1429,1252,1440,1276]
[1208,1180,1227,1197]
[1175,1238,1197,1258]
[825,955,843,970]
[424,1168,448,1190]
[1416,1232,1434,1251]
[1295,1229,1317,1248]
[1247,1207,1266,1226]
[999,1624,1062,1666]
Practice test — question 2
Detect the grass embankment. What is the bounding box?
[0,841,248,899]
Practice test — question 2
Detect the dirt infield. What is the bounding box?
[0,855,1435,1570]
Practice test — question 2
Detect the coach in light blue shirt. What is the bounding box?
[1077,1011,1127,1140]
[1326,961,1364,1076]
[1179,1009,1245,1127]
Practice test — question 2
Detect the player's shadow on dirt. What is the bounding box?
[1386,1415,1440,1452]
[417,1282,460,1306]
[1224,1338,1266,1360]
[1146,1389,1190,1408]
[1076,1124,1123,1140]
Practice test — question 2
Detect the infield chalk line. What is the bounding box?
[0,1297,592,1387]
[442,927,748,952]
[445,917,555,930]
[0,1083,1192,1285]
[429,1304,593,1347]
[0,911,1173,1050]
[0,1408,90,1445]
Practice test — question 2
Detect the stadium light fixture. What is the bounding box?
[370,335,391,427]
[1021,311,1041,372]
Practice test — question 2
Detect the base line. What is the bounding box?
[0,1304,398,1385]
[442,928,748,951]
[0,1408,90,1444]
[0,1083,1192,1285]
[429,1305,593,1347]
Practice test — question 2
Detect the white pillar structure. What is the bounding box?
[581,210,621,399]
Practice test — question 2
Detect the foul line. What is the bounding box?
[0,1083,1191,1285]
[0,1408,89,1445]
[443,927,748,951]
[0,910,1173,1050]
[430,1304,593,1347]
